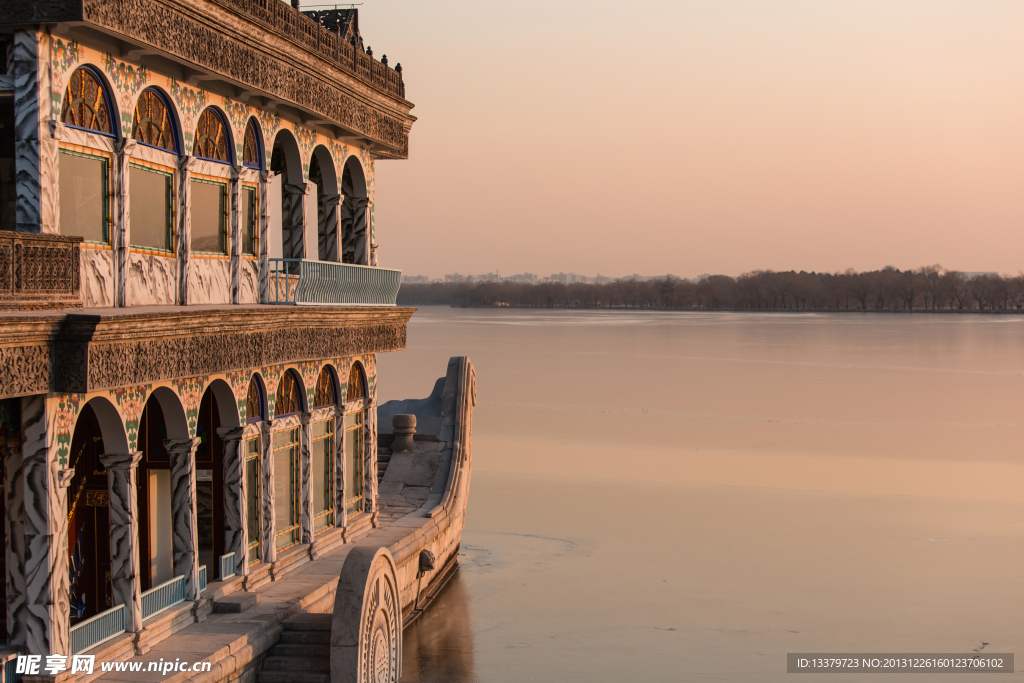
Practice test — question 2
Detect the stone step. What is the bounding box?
[261,656,330,672]
[282,613,333,630]
[269,643,331,658]
[212,591,259,613]
[279,630,331,644]
[256,671,329,683]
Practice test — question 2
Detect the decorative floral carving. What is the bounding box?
[50,39,81,118]
[298,361,320,410]
[54,393,82,468]
[333,358,351,402]
[169,80,207,148]
[256,110,281,167]
[109,385,148,452]
[175,376,206,437]
[222,99,251,159]
[293,125,318,175]
[262,365,283,416]
[103,53,149,133]
[228,369,252,421]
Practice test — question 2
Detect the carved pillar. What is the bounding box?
[333,404,345,529]
[113,139,137,307]
[218,426,247,577]
[12,31,57,234]
[259,420,275,563]
[177,155,198,305]
[4,401,26,648]
[22,395,71,655]
[299,412,313,545]
[283,183,307,261]
[165,437,201,601]
[99,451,144,634]
[258,170,270,303]
[318,193,340,262]
[363,398,378,524]
[230,164,242,304]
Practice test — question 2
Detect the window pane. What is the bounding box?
[245,441,260,548]
[344,420,362,518]
[242,187,256,255]
[273,428,299,551]
[60,151,107,243]
[129,165,171,250]
[191,180,226,254]
[313,437,330,518]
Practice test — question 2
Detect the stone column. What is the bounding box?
[218,426,247,577]
[230,164,242,304]
[177,155,197,305]
[283,183,308,261]
[259,420,275,563]
[258,170,270,303]
[4,401,26,648]
[12,31,57,234]
[113,139,138,307]
[363,398,378,523]
[165,437,201,601]
[333,404,345,529]
[353,196,369,265]
[299,412,313,545]
[99,451,144,634]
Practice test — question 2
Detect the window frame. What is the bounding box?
[244,435,262,566]
[61,66,118,139]
[189,174,229,257]
[128,159,176,255]
[241,182,259,258]
[343,401,364,520]
[272,426,301,552]
[58,144,112,245]
[311,416,335,534]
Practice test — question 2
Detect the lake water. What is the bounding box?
[378,307,1024,682]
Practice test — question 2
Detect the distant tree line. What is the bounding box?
[397,267,1024,311]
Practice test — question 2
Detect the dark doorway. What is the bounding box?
[195,390,225,578]
[137,397,172,592]
[66,404,113,623]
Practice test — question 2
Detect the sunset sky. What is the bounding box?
[364,0,1024,279]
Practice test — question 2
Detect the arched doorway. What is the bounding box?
[65,397,129,626]
[194,380,238,579]
[270,130,305,262]
[340,157,368,265]
[309,146,339,262]
[136,389,189,591]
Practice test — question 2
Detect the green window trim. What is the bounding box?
[128,162,175,253]
[311,417,335,534]
[59,148,111,245]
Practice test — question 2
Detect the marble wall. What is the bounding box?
[127,252,177,306]
[239,260,259,304]
[81,248,115,308]
[187,259,232,305]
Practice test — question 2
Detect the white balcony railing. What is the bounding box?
[268,259,401,306]
[219,552,237,581]
[70,604,126,655]
[141,575,186,621]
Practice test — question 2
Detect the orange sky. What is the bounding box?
[365,0,1024,279]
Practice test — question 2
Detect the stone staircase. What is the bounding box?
[257,613,332,683]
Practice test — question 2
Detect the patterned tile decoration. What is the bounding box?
[53,393,82,468]
[222,98,251,161]
[293,125,318,177]
[362,354,377,398]
[262,365,283,417]
[333,358,351,403]
[103,53,149,136]
[169,79,208,151]
[256,109,281,168]
[109,385,149,452]
[228,370,252,422]
[298,361,321,411]
[175,377,207,437]
[328,140,348,195]
[50,38,81,119]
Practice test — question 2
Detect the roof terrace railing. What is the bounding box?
[268,259,401,306]
[217,1,405,99]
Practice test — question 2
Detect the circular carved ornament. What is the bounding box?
[361,565,399,683]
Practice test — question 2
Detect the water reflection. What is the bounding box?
[402,572,475,683]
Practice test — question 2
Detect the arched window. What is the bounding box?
[61,68,113,135]
[343,362,367,519]
[275,371,301,417]
[132,89,177,153]
[59,69,114,244]
[192,109,230,162]
[312,366,336,533]
[243,119,262,169]
[246,377,264,423]
[130,89,176,252]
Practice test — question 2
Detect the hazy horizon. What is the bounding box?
[365,0,1024,279]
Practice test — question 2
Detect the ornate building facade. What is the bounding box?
[0,3,448,680]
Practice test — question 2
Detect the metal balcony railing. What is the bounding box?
[268,259,401,306]
[199,565,208,593]
[69,604,126,655]
[219,552,237,581]
[141,575,186,620]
